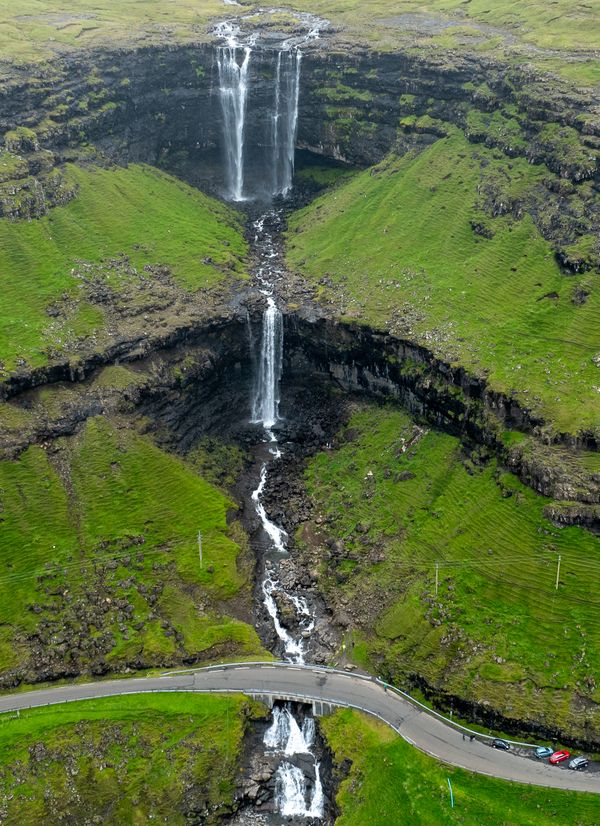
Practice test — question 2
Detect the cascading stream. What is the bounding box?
[248,213,323,818]
[216,14,329,817]
[249,214,314,665]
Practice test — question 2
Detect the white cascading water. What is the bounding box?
[271,49,302,197]
[248,220,323,817]
[264,705,315,755]
[215,20,303,200]
[216,24,252,201]
[251,296,283,428]
[265,705,324,819]
[275,763,325,818]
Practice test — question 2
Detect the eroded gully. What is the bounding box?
[244,211,328,822]
[214,14,333,820]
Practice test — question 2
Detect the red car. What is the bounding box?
[549,750,571,765]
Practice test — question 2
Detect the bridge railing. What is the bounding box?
[160,660,538,748]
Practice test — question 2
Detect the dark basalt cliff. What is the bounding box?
[1,37,598,263]
[283,314,600,510]
[0,34,598,499]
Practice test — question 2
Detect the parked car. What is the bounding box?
[491,738,510,750]
[549,750,571,764]
[534,746,553,759]
[569,756,589,771]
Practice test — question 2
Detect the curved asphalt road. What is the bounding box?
[1,662,599,795]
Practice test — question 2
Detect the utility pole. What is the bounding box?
[198,531,203,569]
[555,554,561,590]
[435,562,439,596]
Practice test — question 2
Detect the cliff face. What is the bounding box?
[0,36,597,496]
[2,38,598,218]
[299,48,600,177]
[283,314,600,510]
[1,38,597,297]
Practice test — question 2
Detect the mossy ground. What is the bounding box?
[1,1,598,86]
[0,693,263,825]
[294,152,358,192]
[0,414,266,682]
[0,162,247,375]
[287,130,600,439]
[323,708,600,824]
[302,403,600,739]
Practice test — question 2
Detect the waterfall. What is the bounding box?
[251,296,283,429]
[275,762,324,818]
[264,704,315,754]
[271,49,302,196]
[276,764,310,817]
[267,704,325,820]
[215,27,302,200]
[217,35,252,201]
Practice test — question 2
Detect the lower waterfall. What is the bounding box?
[266,704,324,819]
[275,762,324,818]
[251,296,283,429]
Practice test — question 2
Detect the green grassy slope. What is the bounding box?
[292,0,600,53]
[0,0,229,62]
[288,131,600,438]
[0,693,262,825]
[0,416,265,682]
[323,709,600,825]
[303,404,600,738]
[0,163,247,375]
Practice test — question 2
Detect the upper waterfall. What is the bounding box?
[213,12,326,201]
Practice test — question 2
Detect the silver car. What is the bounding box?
[569,756,589,770]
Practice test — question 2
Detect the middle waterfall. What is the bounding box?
[251,296,283,429]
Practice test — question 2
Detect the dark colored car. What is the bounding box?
[569,756,589,770]
[491,738,510,750]
[549,750,571,765]
[535,746,553,759]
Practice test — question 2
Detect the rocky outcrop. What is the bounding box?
[283,313,600,510]
[0,310,256,461]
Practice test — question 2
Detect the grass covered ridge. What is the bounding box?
[0,1,598,86]
[0,415,265,684]
[303,404,600,740]
[0,693,263,825]
[288,131,600,438]
[0,162,247,376]
[323,709,600,825]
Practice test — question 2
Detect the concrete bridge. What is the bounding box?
[1,661,599,795]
